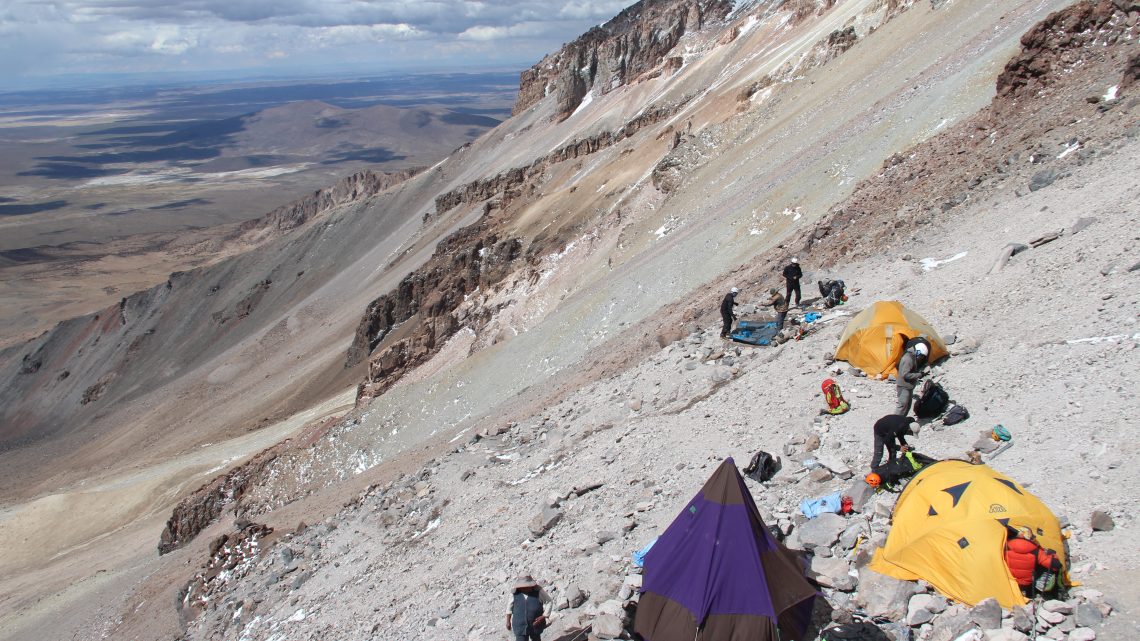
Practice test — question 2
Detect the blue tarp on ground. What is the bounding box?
[731,319,779,345]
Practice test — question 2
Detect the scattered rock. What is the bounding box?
[1069,217,1097,235]
[810,556,854,591]
[929,607,976,641]
[1067,628,1097,641]
[1041,600,1073,615]
[804,433,822,452]
[1075,602,1103,627]
[907,594,938,626]
[595,530,618,545]
[1029,230,1062,248]
[1029,168,1060,191]
[592,613,625,639]
[798,513,847,548]
[1089,510,1115,531]
[809,467,834,483]
[949,337,981,356]
[529,506,563,537]
[1011,606,1034,632]
[844,481,876,512]
[990,243,1030,273]
[970,598,1001,631]
[565,585,588,608]
[854,568,918,620]
[985,630,1029,641]
[656,329,683,348]
[1038,608,1066,625]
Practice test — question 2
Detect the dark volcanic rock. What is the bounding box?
[513,0,732,119]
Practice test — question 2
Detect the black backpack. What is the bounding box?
[742,451,779,483]
[821,621,892,641]
[943,404,970,425]
[913,380,950,418]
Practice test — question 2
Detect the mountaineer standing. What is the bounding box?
[506,575,552,641]
[895,341,929,416]
[783,257,802,308]
[720,287,739,338]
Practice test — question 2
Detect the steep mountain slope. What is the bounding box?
[1,0,1127,639]
[114,2,1140,639]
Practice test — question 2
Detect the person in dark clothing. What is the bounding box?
[506,575,552,641]
[720,287,739,338]
[895,342,929,416]
[768,288,788,330]
[870,414,916,474]
[782,257,802,307]
[817,279,846,308]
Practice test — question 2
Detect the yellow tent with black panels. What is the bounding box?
[833,301,948,377]
[869,461,1069,608]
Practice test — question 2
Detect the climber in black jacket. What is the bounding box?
[720,287,739,338]
[783,257,802,307]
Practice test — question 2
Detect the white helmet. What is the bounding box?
[914,343,929,357]
[730,287,739,294]
[791,257,799,264]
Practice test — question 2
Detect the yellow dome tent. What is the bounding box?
[869,461,1068,608]
[833,301,948,377]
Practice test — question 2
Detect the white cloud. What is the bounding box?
[458,21,547,41]
[0,0,641,82]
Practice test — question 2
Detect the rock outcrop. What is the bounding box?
[434,98,689,217]
[239,167,420,235]
[996,0,1135,100]
[346,223,523,400]
[513,0,732,119]
[158,417,338,554]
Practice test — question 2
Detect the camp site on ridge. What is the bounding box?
[0,1,1137,641]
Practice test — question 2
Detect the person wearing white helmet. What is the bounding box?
[720,287,740,338]
[895,340,930,416]
[782,257,803,308]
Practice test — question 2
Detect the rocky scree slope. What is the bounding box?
[149,2,1140,634]
[171,132,1140,641]
[150,0,1084,559]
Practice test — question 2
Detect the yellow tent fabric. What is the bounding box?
[833,301,948,377]
[869,461,1068,608]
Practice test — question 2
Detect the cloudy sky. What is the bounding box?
[0,0,635,86]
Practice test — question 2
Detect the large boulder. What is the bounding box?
[929,607,977,641]
[810,556,855,591]
[854,568,918,620]
[592,613,625,639]
[798,513,848,548]
[970,598,1002,631]
[529,506,563,537]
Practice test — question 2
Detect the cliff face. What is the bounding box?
[513,0,733,119]
[238,168,421,235]
[345,223,523,403]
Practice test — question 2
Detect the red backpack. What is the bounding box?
[821,379,850,415]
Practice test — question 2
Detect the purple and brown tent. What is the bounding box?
[634,458,817,641]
